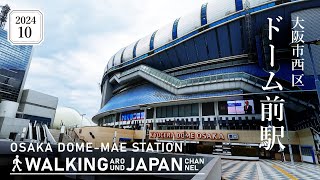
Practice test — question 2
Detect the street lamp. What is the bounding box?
[80,114,86,127]
[290,39,320,109]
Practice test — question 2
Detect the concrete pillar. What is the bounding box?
[118,113,121,129]
[199,103,203,130]
[298,145,303,162]
[314,146,319,164]
[113,114,117,128]
[214,101,220,130]
[153,108,157,130]
[0,101,19,118]
[142,108,147,143]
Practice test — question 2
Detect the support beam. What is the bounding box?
[199,103,203,130]
[153,108,157,130]
[214,101,220,130]
[142,108,147,143]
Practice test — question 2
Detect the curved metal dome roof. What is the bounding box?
[53,107,93,128]
[104,0,272,73]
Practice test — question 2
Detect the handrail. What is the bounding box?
[43,124,57,144]
[106,64,318,112]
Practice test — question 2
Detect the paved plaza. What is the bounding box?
[222,159,320,180]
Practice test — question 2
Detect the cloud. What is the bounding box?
[25,32,138,119]
[5,0,208,119]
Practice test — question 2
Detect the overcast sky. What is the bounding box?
[2,0,208,119]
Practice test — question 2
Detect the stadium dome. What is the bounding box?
[104,0,273,72]
[95,0,320,123]
[53,107,93,129]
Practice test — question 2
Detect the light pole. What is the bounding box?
[81,114,86,127]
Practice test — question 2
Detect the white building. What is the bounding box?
[0,89,58,139]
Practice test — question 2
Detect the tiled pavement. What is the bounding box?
[222,160,258,179]
[222,159,320,180]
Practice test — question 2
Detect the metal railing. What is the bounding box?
[112,64,288,91]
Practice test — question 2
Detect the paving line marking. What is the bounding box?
[256,162,265,180]
[272,164,298,180]
[265,160,320,179]
[260,162,283,179]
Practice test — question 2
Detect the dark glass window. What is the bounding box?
[146,108,154,119]
[185,104,192,116]
[105,115,115,124]
[254,100,262,114]
[23,114,51,128]
[191,103,199,116]
[202,102,215,116]
[166,106,173,117]
[155,104,199,118]
[156,107,161,118]
[178,105,185,117]
[218,101,228,115]
[173,105,179,117]
[161,106,166,118]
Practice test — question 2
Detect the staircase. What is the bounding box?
[23,123,57,144]
[21,123,83,144]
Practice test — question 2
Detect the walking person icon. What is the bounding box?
[12,155,22,172]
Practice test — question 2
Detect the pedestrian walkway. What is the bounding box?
[262,160,320,180]
[222,159,320,180]
[222,160,258,179]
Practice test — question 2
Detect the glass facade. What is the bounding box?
[121,111,144,121]
[98,114,116,126]
[0,28,32,102]
[156,103,199,118]
[202,102,215,116]
[20,114,51,128]
[95,1,320,134]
